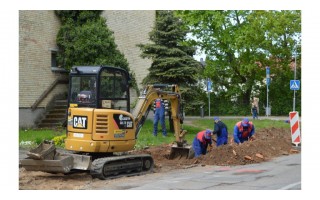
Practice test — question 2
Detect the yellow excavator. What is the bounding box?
[20,66,193,180]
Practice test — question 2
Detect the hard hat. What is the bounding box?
[204,129,212,139]
[242,117,249,127]
[213,116,219,121]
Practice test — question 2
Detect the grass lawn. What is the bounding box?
[19,118,290,149]
[135,118,290,149]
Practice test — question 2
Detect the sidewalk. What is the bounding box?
[146,112,291,121]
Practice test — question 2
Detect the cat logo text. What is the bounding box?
[73,116,87,129]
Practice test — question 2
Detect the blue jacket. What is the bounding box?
[192,130,212,157]
[233,121,255,144]
[213,121,228,146]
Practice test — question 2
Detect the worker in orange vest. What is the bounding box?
[192,129,213,157]
[153,94,167,137]
[233,117,255,144]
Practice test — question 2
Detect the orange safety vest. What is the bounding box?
[196,130,212,145]
[155,99,163,108]
[236,121,253,138]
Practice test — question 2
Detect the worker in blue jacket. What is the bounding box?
[153,94,167,137]
[233,117,255,144]
[192,129,213,157]
[212,116,228,146]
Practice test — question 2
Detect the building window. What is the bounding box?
[50,49,67,73]
[51,50,57,68]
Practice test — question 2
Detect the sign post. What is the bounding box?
[290,80,300,111]
[207,78,212,117]
[266,66,270,117]
[292,48,300,111]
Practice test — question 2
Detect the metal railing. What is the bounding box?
[31,77,69,111]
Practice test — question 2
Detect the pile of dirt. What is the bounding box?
[135,127,300,172]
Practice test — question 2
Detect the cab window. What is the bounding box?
[70,76,96,105]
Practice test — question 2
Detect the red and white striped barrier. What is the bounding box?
[289,111,301,146]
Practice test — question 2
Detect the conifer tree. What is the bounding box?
[138,11,204,116]
[138,11,201,86]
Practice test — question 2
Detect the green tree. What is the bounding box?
[55,11,138,89]
[137,11,202,86]
[177,10,301,115]
[137,11,203,114]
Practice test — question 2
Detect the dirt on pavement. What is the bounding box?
[19,127,300,190]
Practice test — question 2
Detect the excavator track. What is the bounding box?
[90,154,154,180]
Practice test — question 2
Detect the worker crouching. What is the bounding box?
[192,129,213,157]
[233,117,255,144]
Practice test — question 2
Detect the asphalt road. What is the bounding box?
[19,146,301,190]
[87,153,301,190]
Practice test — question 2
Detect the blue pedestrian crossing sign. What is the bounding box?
[207,79,212,92]
[266,78,270,86]
[290,80,300,90]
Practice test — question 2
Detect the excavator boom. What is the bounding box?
[132,84,193,159]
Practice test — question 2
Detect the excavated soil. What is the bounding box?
[137,127,299,173]
[19,127,300,190]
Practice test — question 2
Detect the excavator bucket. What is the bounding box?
[169,143,195,159]
[20,141,91,174]
[20,154,74,173]
[26,140,56,160]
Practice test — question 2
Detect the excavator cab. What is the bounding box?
[69,66,130,111]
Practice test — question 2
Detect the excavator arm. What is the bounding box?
[132,84,183,140]
[131,84,193,159]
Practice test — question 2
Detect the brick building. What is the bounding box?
[19,10,155,128]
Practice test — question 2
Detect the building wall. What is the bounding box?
[102,10,154,90]
[19,10,68,108]
[19,10,155,127]
[19,10,69,127]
